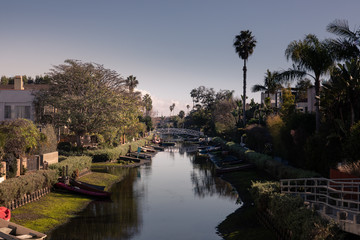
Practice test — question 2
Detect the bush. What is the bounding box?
[251,181,341,240]
[244,124,272,153]
[87,138,150,162]
[49,155,92,176]
[0,170,57,204]
[57,142,72,152]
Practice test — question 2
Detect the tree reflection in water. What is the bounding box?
[190,154,240,203]
[48,168,143,240]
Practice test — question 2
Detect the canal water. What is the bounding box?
[48,145,240,240]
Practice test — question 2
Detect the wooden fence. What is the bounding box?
[5,187,51,211]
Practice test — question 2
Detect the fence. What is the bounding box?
[5,187,51,211]
[280,177,360,235]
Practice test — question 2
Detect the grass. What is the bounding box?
[217,169,277,240]
[11,171,122,234]
[11,192,91,234]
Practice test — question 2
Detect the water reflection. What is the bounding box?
[48,168,142,240]
[190,155,239,202]
[48,145,239,240]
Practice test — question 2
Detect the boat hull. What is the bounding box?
[55,182,111,198]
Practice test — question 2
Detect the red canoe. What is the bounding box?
[0,207,11,221]
[55,182,111,198]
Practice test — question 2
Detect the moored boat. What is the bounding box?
[160,142,176,146]
[0,218,46,239]
[55,182,111,198]
[0,207,10,221]
[69,179,110,196]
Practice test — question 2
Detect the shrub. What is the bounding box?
[49,155,92,176]
[251,181,341,240]
[0,170,57,204]
[57,142,72,152]
[244,124,272,153]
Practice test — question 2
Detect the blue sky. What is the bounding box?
[1,1,360,116]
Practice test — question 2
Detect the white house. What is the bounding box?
[0,76,46,122]
[260,87,316,113]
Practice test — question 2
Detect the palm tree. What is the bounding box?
[252,69,282,109]
[233,30,257,126]
[169,103,175,116]
[325,59,360,127]
[282,34,334,132]
[125,75,139,93]
[326,19,360,60]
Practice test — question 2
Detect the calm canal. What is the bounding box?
[48,145,240,240]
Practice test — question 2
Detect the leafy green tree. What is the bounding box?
[233,30,257,126]
[178,110,185,119]
[35,59,140,147]
[0,76,9,85]
[283,34,334,132]
[280,87,295,119]
[0,119,41,158]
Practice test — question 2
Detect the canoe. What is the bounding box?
[0,207,10,221]
[0,218,46,239]
[55,182,111,198]
[215,163,256,174]
[69,179,110,195]
[141,147,156,153]
[160,142,176,146]
[151,145,164,151]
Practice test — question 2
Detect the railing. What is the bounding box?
[280,178,360,235]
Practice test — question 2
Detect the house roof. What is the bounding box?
[0,84,49,91]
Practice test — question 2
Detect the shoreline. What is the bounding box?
[11,160,148,235]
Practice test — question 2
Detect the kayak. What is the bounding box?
[0,207,10,221]
[55,182,111,198]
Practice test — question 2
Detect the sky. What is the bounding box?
[1,1,360,116]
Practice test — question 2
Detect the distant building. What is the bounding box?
[260,87,316,113]
[0,76,48,122]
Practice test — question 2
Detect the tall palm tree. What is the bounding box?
[326,19,360,60]
[282,34,334,132]
[125,75,139,93]
[252,69,282,109]
[169,103,175,116]
[233,30,257,126]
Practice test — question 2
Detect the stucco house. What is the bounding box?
[0,76,47,122]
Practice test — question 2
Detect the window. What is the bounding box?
[15,106,31,119]
[4,106,11,119]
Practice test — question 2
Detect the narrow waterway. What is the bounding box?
[48,145,240,240]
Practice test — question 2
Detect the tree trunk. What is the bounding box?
[315,77,321,133]
[76,134,82,147]
[243,59,247,126]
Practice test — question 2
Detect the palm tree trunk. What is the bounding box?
[315,77,320,132]
[243,59,247,126]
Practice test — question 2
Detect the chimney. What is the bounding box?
[14,75,24,90]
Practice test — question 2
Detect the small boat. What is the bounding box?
[55,182,111,198]
[141,147,156,153]
[151,145,164,151]
[69,179,110,195]
[215,163,256,174]
[160,142,176,146]
[0,207,10,221]
[0,218,46,239]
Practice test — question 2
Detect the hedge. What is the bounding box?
[251,181,341,240]
[0,170,57,204]
[49,155,92,176]
[213,137,320,179]
[87,138,150,162]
